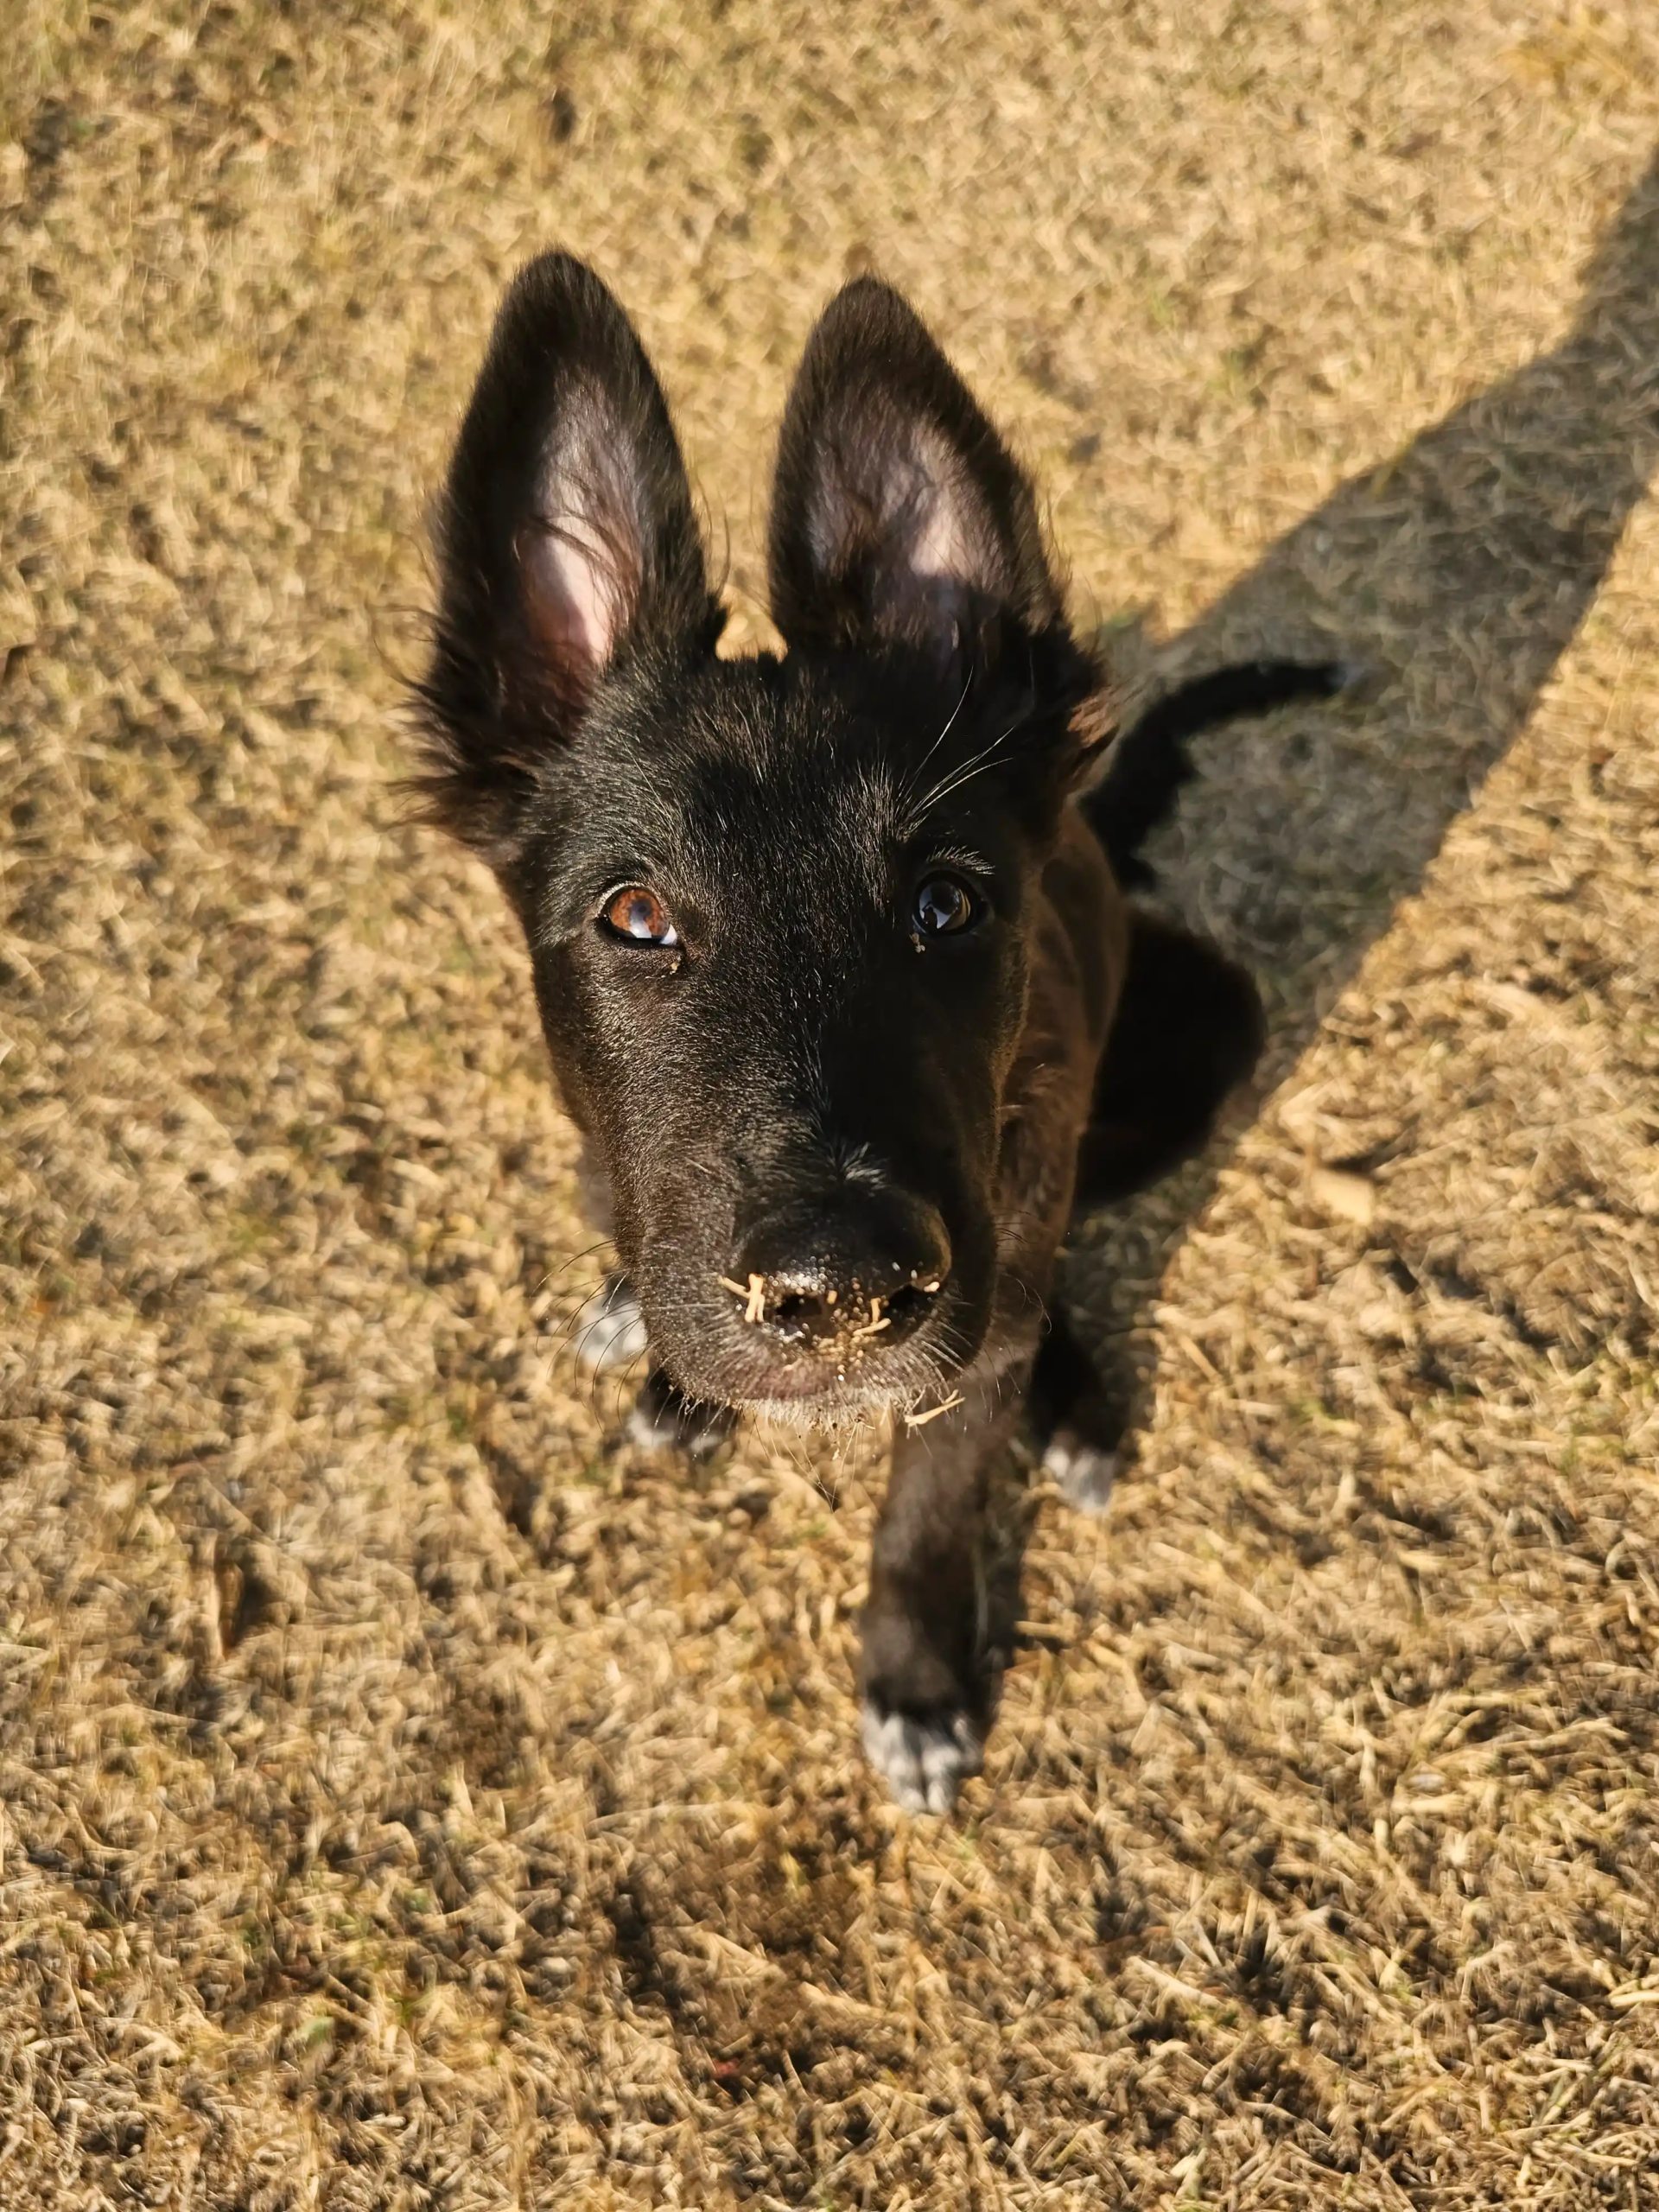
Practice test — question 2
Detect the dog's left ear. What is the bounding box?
[415,253,721,876]
[767,280,1077,677]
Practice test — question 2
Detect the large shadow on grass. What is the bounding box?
[1061,147,1659,1456]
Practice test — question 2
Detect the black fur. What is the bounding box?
[412,251,1345,1812]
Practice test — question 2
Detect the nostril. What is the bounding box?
[718,1271,834,1341]
[768,1288,830,1344]
[720,1268,944,1350]
[881,1282,933,1339]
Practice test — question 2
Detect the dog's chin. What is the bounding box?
[738,1382,926,1436]
[658,1334,981,1437]
[731,1386,958,1438]
[645,1364,943,1435]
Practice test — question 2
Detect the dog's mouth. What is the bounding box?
[658,1267,982,1430]
[721,1362,969,1433]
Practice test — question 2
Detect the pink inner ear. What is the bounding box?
[909,481,976,584]
[519,400,645,690]
[523,509,624,679]
[807,417,998,617]
[898,423,981,587]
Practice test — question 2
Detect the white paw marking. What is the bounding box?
[861,1699,983,1815]
[574,1277,648,1373]
[1043,1427,1117,1516]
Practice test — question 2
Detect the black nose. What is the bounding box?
[727,1191,950,1352]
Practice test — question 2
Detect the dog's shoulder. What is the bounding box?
[1035,801,1129,1056]
[990,804,1125,1281]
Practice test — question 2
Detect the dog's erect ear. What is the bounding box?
[766,278,1066,665]
[415,253,720,869]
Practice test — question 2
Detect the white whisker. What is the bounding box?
[906,704,1035,825]
[902,668,976,808]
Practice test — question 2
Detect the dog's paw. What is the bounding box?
[1042,1424,1117,1516]
[625,1367,737,1462]
[861,1698,984,1815]
[574,1274,649,1374]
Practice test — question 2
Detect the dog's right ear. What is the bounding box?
[414,253,721,874]
[766,277,1067,669]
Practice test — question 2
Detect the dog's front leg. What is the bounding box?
[859,1390,1014,1814]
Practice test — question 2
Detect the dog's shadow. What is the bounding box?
[1039,148,1659,1544]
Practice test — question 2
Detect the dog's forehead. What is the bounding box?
[679,658,901,845]
[584,654,920,880]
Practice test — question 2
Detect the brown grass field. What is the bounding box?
[4,3,1659,2204]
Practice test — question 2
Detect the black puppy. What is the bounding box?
[414,255,1344,1811]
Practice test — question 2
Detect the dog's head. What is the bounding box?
[416,256,1112,1423]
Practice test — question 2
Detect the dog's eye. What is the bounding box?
[601,887,679,946]
[912,874,980,938]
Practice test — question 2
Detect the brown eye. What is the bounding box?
[601,886,679,946]
[912,874,979,938]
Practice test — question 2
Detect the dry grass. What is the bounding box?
[3,3,1659,2205]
